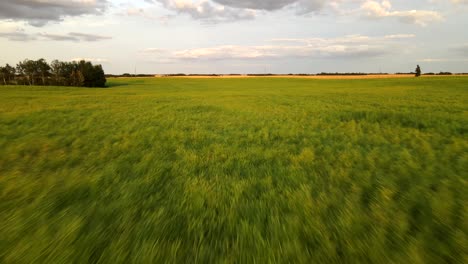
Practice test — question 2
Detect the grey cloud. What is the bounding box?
[147,0,330,22]
[453,44,468,56]
[213,0,327,13]
[0,31,36,41]
[153,0,255,22]
[158,0,255,22]
[211,0,297,10]
[68,32,112,42]
[0,31,111,42]
[0,0,108,27]
[40,33,78,41]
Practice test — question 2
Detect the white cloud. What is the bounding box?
[144,0,445,26]
[361,1,443,26]
[71,58,109,63]
[421,58,468,62]
[450,0,468,4]
[144,34,413,61]
[383,34,416,39]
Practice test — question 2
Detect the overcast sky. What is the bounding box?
[0,0,467,74]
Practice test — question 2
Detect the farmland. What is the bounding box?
[0,77,467,263]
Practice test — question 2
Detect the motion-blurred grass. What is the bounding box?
[0,77,467,263]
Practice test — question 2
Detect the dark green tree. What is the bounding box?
[16,59,38,85]
[0,66,6,85]
[36,59,51,85]
[5,64,16,84]
[75,60,106,87]
[70,69,85,87]
[415,65,421,77]
[8,58,106,87]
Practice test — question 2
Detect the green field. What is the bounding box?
[0,77,467,263]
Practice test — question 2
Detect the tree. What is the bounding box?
[5,64,16,84]
[17,59,38,85]
[0,66,6,85]
[415,65,421,77]
[36,59,51,85]
[51,60,72,86]
[70,69,85,87]
[8,58,106,87]
[0,64,16,85]
[74,60,106,87]
[91,64,106,87]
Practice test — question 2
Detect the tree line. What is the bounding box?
[0,59,106,87]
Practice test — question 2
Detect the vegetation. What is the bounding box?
[415,65,422,77]
[0,59,106,87]
[0,77,467,263]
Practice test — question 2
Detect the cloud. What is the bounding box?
[144,34,412,61]
[450,0,468,4]
[0,31,37,41]
[141,48,168,54]
[361,0,443,26]
[171,44,385,60]
[452,44,468,56]
[204,0,335,14]
[144,0,347,22]
[211,0,301,11]
[383,34,416,39]
[71,58,109,63]
[0,30,112,42]
[0,0,108,27]
[148,0,256,22]
[210,0,293,10]
[420,58,468,62]
[146,0,445,25]
[67,32,112,42]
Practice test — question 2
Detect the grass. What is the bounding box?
[0,77,467,263]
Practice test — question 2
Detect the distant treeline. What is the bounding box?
[0,59,106,87]
[155,73,387,77]
[396,72,457,75]
[423,72,454,75]
[106,73,155,78]
[105,72,468,79]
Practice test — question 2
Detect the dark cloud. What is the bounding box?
[212,0,298,10]
[0,0,108,27]
[212,0,327,13]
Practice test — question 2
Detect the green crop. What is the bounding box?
[0,77,467,263]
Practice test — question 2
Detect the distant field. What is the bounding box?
[163,74,418,79]
[0,77,467,263]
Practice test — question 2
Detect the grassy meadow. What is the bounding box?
[0,77,467,263]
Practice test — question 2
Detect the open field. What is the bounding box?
[0,77,467,263]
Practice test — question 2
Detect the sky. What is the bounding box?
[0,0,467,74]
